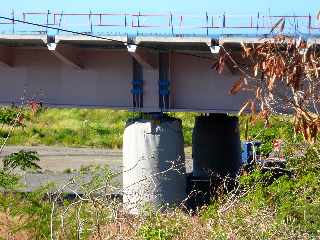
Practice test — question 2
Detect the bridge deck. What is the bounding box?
[0,34,318,112]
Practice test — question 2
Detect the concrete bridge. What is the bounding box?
[0,11,319,112]
[1,12,320,212]
[0,33,255,112]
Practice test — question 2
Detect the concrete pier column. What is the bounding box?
[192,114,241,178]
[123,115,186,214]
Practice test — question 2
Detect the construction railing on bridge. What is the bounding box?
[0,11,319,35]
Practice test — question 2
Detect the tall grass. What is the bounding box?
[1,108,197,148]
[0,107,303,150]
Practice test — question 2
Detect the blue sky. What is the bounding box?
[1,0,319,15]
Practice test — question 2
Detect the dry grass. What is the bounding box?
[89,211,210,240]
[89,214,138,240]
[0,212,31,240]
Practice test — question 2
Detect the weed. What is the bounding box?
[63,168,72,174]
[0,170,19,189]
[1,108,197,148]
[202,145,320,239]
[137,210,187,240]
[3,150,41,171]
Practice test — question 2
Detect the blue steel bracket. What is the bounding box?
[131,80,143,85]
[159,79,170,109]
[131,88,143,94]
[131,79,143,108]
[159,80,170,96]
[159,80,170,86]
[159,89,169,96]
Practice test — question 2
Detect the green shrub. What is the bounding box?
[0,129,9,138]
[267,145,320,235]
[3,150,41,171]
[0,170,19,189]
[17,189,53,238]
[203,144,320,239]
[239,115,303,156]
[0,164,117,239]
[138,210,186,240]
[0,107,20,125]
[0,107,30,126]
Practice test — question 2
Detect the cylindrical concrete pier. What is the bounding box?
[123,115,186,214]
[192,114,241,178]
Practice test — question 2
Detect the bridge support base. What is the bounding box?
[122,114,186,214]
[192,113,241,178]
[186,114,241,209]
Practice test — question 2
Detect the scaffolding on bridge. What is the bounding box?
[0,11,319,36]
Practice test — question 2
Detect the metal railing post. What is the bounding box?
[11,9,15,34]
[2,11,318,35]
[170,12,174,35]
[57,11,64,35]
[46,10,50,34]
[89,10,93,33]
[137,11,141,36]
[222,12,226,28]
[206,12,209,36]
[308,14,311,33]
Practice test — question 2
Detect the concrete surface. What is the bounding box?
[0,34,255,113]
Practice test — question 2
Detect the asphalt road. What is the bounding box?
[0,146,122,172]
[0,146,192,192]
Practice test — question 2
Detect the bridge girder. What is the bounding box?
[0,34,319,112]
[0,46,14,68]
[47,43,84,70]
[127,45,158,69]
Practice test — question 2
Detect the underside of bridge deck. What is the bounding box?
[0,34,271,113]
